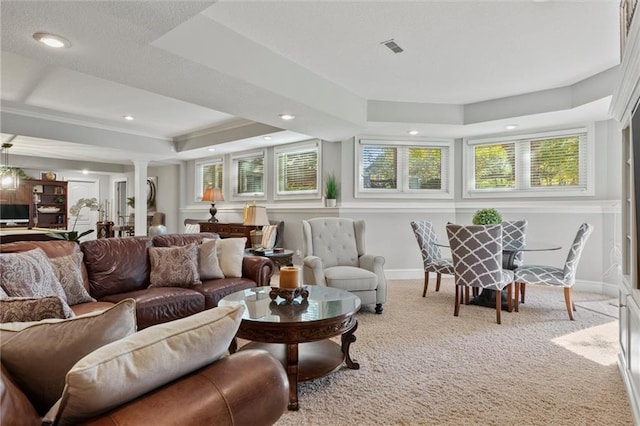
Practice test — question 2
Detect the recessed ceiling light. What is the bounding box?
[207,148,216,152]
[82,169,89,175]
[279,114,295,120]
[505,124,518,130]
[123,115,135,121]
[33,32,71,48]
[264,136,272,140]
[408,130,419,136]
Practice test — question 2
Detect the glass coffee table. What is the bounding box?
[219,285,361,411]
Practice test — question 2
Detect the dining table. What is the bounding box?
[436,240,562,310]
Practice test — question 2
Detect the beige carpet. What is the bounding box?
[256,279,634,426]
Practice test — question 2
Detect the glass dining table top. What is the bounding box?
[435,240,561,252]
[218,285,361,323]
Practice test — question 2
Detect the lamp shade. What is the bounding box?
[202,187,224,202]
[243,205,269,226]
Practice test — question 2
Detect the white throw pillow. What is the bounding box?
[199,239,224,280]
[184,223,200,234]
[215,238,247,278]
[51,305,244,425]
[261,225,278,249]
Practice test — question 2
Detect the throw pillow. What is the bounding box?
[199,239,224,280]
[52,304,243,425]
[216,237,246,278]
[0,248,74,318]
[48,252,96,305]
[148,243,202,288]
[261,224,278,249]
[0,296,67,323]
[184,223,200,233]
[0,299,136,415]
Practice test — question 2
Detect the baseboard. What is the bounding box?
[618,353,640,426]
[386,270,619,298]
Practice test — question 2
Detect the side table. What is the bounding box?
[245,248,294,269]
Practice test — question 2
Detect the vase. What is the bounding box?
[325,198,337,208]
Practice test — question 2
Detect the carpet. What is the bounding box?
[257,279,634,426]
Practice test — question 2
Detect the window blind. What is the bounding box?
[362,146,397,189]
[277,148,318,194]
[236,155,264,195]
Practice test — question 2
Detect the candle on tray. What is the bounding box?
[279,266,299,289]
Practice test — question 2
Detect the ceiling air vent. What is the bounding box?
[381,39,404,54]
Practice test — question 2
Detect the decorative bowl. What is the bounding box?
[37,207,60,214]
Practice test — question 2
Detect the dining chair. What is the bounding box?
[502,219,528,301]
[446,223,514,324]
[514,223,593,320]
[410,221,454,297]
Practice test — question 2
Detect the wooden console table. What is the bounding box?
[199,222,260,248]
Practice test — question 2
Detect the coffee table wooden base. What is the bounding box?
[242,339,358,410]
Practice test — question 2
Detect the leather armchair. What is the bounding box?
[301,217,386,313]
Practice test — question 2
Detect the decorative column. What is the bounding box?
[133,160,148,236]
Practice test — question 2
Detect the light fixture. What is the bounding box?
[207,148,216,152]
[202,187,224,223]
[123,115,135,121]
[279,114,295,120]
[505,124,518,130]
[263,136,272,140]
[33,32,71,49]
[1,142,19,190]
[408,130,419,135]
[243,204,270,249]
[82,169,89,175]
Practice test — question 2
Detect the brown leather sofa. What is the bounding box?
[0,233,274,329]
[1,348,289,426]
[0,235,288,425]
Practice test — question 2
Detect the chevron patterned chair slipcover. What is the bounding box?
[410,220,455,297]
[513,223,593,320]
[446,223,514,324]
[502,219,528,302]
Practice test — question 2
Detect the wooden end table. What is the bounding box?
[245,248,294,269]
[219,285,361,411]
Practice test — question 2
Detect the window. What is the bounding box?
[464,127,593,197]
[196,158,223,200]
[232,150,265,199]
[356,138,453,198]
[275,140,321,199]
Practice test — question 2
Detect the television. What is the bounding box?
[0,204,30,225]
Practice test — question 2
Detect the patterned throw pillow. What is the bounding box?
[0,248,74,318]
[216,238,247,278]
[199,239,224,280]
[48,252,96,305]
[148,243,201,288]
[0,296,67,323]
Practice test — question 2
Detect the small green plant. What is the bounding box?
[325,174,339,199]
[472,208,503,225]
[127,197,135,208]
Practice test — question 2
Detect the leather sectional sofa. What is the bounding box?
[0,233,275,329]
[0,233,287,425]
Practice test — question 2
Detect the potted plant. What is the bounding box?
[47,197,100,242]
[325,173,339,207]
[127,197,135,209]
[472,208,503,225]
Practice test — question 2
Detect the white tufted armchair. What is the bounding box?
[301,217,387,314]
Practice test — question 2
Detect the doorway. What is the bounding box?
[67,180,100,241]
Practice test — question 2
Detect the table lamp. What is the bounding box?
[243,205,269,249]
[202,188,224,223]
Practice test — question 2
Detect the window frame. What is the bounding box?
[274,139,322,200]
[231,149,267,201]
[355,137,454,199]
[194,157,224,202]
[463,126,595,198]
